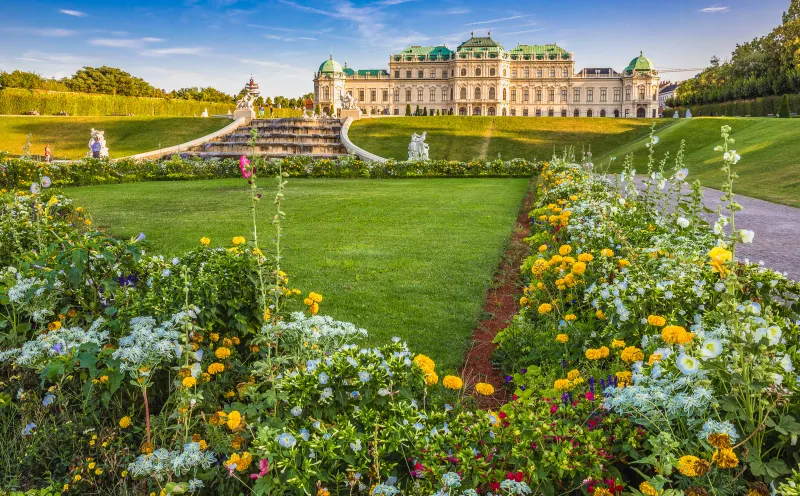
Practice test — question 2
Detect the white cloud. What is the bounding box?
[265,34,317,42]
[441,8,470,15]
[240,58,310,80]
[2,27,76,37]
[17,57,46,63]
[20,50,86,65]
[59,9,87,17]
[494,28,545,36]
[90,38,162,48]
[139,47,208,56]
[465,15,529,26]
[701,6,729,12]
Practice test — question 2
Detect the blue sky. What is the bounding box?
[0,0,790,97]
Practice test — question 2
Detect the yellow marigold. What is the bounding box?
[639,481,659,496]
[619,259,631,268]
[708,246,733,277]
[413,354,436,373]
[231,236,246,245]
[317,489,331,496]
[556,333,569,343]
[95,468,103,475]
[594,489,612,496]
[308,292,323,303]
[620,346,644,363]
[210,332,220,342]
[215,347,231,359]
[585,348,602,360]
[119,416,131,429]
[537,303,553,314]
[611,339,626,348]
[707,433,731,449]
[226,410,243,431]
[475,382,495,396]
[596,309,606,320]
[73,475,82,482]
[88,462,96,469]
[648,353,662,365]
[182,376,197,388]
[712,448,739,469]
[559,245,572,255]
[567,369,580,380]
[225,451,253,472]
[222,337,233,347]
[424,370,439,386]
[572,261,586,275]
[600,248,614,257]
[554,379,571,392]
[231,434,244,450]
[599,346,610,358]
[661,325,694,345]
[538,244,548,253]
[200,237,210,246]
[141,442,154,455]
[577,253,594,262]
[48,321,62,331]
[519,296,530,306]
[208,363,225,375]
[678,455,710,477]
[232,336,240,345]
[647,315,666,327]
[442,375,463,390]
[616,371,632,387]
[564,314,577,322]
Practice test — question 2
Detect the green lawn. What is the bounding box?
[0,116,229,160]
[597,117,800,207]
[349,116,673,162]
[67,178,530,371]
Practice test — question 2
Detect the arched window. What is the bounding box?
[600,109,607,117]
[652,108,657,118]
[459,107,467,115]
[475,68,482,77]
[523,108,529,116]
[502,108,507,116]
[488,107,496,116]
[573,109,579,117]
[489,87,496,99]
[489,68,496,76]
[473,107,481,115]
[461,68,467,76]
[561,108,567,117]
[587,109,593,117]
[614,109,620,117]
[323,87,330,100]
[502,88,507,100]
[475,87,481,99]
[535,108,541,117]
[548,108,554,117]
[503,69,507,76]
[460,87,467,99]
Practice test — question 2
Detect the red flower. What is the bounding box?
[498,411,507,420]
[585,391,595,401]
[550,404,558,414]
[490,482,501,491]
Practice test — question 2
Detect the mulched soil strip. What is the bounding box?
[460,183,535,408]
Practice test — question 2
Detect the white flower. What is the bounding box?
[676,353,700,375]
[780,354,795,373]
[30,182,41,194]
[676,217,690,228]
[700,339,723,360]
[673,168,688,181]
[723,150,741,164]
[739,229,754,244]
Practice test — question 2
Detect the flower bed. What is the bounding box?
[2,126,800,495]
[0,154,543,190]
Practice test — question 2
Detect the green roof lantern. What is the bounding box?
[318,55,343,74]
[625,51,655,73]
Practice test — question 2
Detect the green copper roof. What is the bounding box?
[356,69,388,76]
[318,56,343,74]
[509,44,570,60]
[343,67,355,76]
[457,36,504,52]
[625,52,655,72]
[392,45,454,61]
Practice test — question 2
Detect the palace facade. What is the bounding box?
[313,34,660,118]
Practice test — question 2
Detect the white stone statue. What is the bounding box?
[236,93,256,110]
[201,108,209,117]
[673,111,679,118]
[407,132,429,161]
[302,109,309,119]
[685,108,692,118]
[227,109,232,115]
[342,92,358,110]
[88,128,109,158]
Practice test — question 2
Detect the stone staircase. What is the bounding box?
[185,118,349,159]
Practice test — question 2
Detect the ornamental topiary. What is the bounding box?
[779,94,791,118]
[405,104,411,116]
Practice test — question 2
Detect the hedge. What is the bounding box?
[0,88,302,118]
[666,93,800,118]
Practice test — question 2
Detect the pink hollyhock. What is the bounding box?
[239,155,252,179]
[250,458,269,480]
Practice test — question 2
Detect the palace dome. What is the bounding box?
[318,56,343,74]
[626,51,655,72]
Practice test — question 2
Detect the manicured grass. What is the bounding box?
[348,116,673,162]
[0,116,229,160]
[67,178,530,371]
[597,117,800,208]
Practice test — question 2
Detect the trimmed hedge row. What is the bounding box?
[666,93,800,117]
[0,88,302,118]
[1,154,542,190]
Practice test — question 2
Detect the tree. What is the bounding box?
[66,66,163,97]
[405,104,412,116]
[0,70,68,91]
[315,104,321,115]
[422,107,428,116]
[414,105,420,116]
[779,94,791,117]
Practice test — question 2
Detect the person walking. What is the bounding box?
[91,137,101,159]
[44,145,52,163]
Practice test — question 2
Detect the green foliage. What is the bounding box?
[66,66,163,98]
[314,104,321,115]
[405,104,411,116]
[668,93,800,117]
[779,94,792,117]
[0,70,68,92]
[167,87,234,103]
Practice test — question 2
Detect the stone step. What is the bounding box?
[187,151,351,159]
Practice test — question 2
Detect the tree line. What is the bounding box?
[671,0,800,107]
[0,66,311,106]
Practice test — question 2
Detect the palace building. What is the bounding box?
[313,33,660,118]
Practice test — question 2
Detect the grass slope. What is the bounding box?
[67,178,530,371]
[0,116,229,160]
[348,116,672,162]
[597,117,800,208]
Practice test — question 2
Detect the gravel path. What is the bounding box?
[624,176,800,281]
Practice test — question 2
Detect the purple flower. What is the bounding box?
[135,232,146,243]
[41,176,52,188]
[52,343,63,354]
[505,375,513,383]
[23,422,36,435]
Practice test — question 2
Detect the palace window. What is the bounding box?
[511,88,517,102]
[370,90,376,102]
[406,89,412,101]
[406,70,412,78]
[511,69,517,77]
[550,69,556,78]
[359,90,365,101]
[442,88,448,101]
[548,88,555,102]
[502,88,507,100]
[394,70,400,79]
[524,88,530,102]
[461,68,467,76]
[574,108,580,117]
[600,109,607,117]
[561,89,567,102]
[561,108,567,117]
[511,109,516,116]
[503,69,507,76]
[614,88,621,102]
[430,69,436,78]
[443,69,448,78]
[548,108,554,116]
[587,109,593,117]
[489,68,496,76]
[417,88,423,101]
[430,88,436,101]
[394,108,399,115]
[475,87,481,99]
[523,108,529,116]
[625,88,631,101]
[323,87,329,100]
[537,68,543,77]
[475,68,482,76]
[394,89,399,102]
[639,87,645,100]
[587,89,594,102]
[489,87,496,99]
[573,88,580,102]
[524,68,530,77]
[383,89,388,102]
[418,70,424,79]
[460,87,467,99]
[535,108,542,117]
[600,88,607,102]
[536,89,542,102]
[625,109,630,117]
[563,68,569,78]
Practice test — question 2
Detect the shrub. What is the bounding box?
[779,94,791,118]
